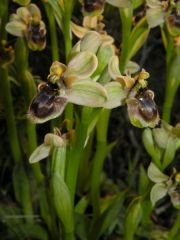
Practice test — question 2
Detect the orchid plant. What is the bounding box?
[0,0,179,239]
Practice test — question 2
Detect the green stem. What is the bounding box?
[44,3,59,61]
[66,107,98,203]
[162,76,178,123]
[162,40,180,122]
[90,109,110,218]
[0,68,22,163]
[0,0,8,41]
[15,38,44,183]
[66,119,89,203]
[63,232,75,240]
[63,0,74,61]
[119,7,133,73]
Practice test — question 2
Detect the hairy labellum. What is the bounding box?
[168,8,180,28]
[28,83,67,123]
[138,90,158,121]
[83,0,105,13]
[26,22,46,49]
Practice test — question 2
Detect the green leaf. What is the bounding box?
[128,17,149,59]
[90,191,126,239]
[65,51,98,79]
[29,144,51,163]
[51,173,74,234]
[103,81,127,109]
[13,165,32,207]
[80,31,102,53]
[147,162,169,183]
[13,0,30,5]
[124,197,142,240]
[150,183,168,206]
[133,0,145,9]
[106,0,131,8]
[138,164,150,195]
[162,137,176,169]
[67,80,107,107]
[47,0,63,29]
[11,224,48,240]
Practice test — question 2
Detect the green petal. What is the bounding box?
[29,144,51,163]
[146,8,165,28]
[44,133,64,147]
[150,183,168,206]
[6,21,26,37]
[147,162,169,183]
[65,51,98,79]
[108,55,121,80]
[27,4,41,22]
[16,6,31,24]
[80,31,102,53]
[67,80,107,107]
[93,44,114,77]
[71,21,89,39]
[103,82,127,109]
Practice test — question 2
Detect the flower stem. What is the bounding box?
[119,7,133,73]
[90,109,110,218]
[44,3,59,61]
[63,0,74,61]
[15,38,44,183]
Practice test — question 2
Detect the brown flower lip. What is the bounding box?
[28,83,60,119]
[83,0,105,12]
[137,90,159,122]
[26,22,46,46]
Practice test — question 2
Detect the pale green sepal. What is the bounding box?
[152,128,170,149]
[65,51,98,79]
[80,31,102,53]
[147,162,169,183]
[106,0,131,8]
[125,61,140,74]
[162,137,176,170]
[16,6,31,23]
[67,80,107,107]
[146,8,165,28]
[103,82,127,109]
[27,3,41,21]
[93,45,114,77]
[108,56,121,80]
[98,66,112,84]
[71,21,89,39]
[5,21,26,37]
[29,144,51,163]
[150,183,168,206]
[44,133,64,147]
